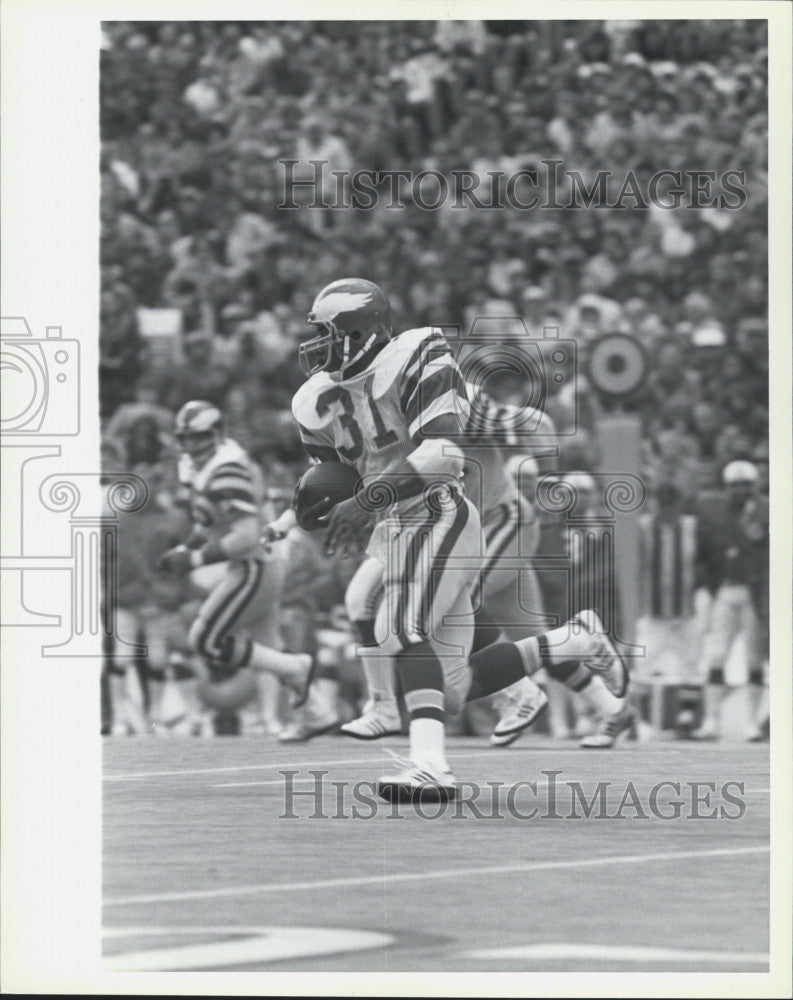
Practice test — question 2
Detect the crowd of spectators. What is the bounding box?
[99,19,769,736]
[100,17,768,501]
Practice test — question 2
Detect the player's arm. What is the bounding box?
[260,421,343,546]
[321,412,465,555]
[160,468,261,574]
[322,347,469,549]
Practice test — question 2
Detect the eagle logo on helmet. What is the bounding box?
[300,278,392,379]
[309,291,373,324]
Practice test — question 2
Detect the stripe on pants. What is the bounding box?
[472,501,519,602]
[194,559,263,659]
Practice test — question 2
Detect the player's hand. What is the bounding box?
[158,545,193,577]
[320,495,372,557]
[261,523,287,549]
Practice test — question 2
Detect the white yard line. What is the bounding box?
[103,748,512,782]
[104,844,769,906]
[102,926,393,971]
[468,943,769,964]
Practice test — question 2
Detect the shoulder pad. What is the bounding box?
[292,371,334,431]
[370,327,446,398]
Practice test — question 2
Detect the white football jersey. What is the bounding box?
[292,326,470,485]
[177,438,265,559]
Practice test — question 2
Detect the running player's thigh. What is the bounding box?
[379,497,481,652]
[235,558,286,643]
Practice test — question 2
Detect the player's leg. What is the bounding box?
[109,606,149,735]
[693,585,738,739]
[376,495,481,801]
[747,582,769,740]
[277,601,343,742]
[466,608,629,704]
[478,575,549,746]
[189,560,314,701]
[235,552,289,733]
[472,499,549,745]
[340,556,401,739]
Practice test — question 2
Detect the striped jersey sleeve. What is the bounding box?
[205,460,259,515]
[465,383,544,445]
[397,330,469,441]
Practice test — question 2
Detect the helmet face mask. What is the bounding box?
[300,278,392,379]
[174,401,223,466]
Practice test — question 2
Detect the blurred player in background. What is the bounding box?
[274,524,350,743]
[271,278,628,801]
[158,400,316,715]
[692,460,769,740]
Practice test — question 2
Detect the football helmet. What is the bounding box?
[300,278,393,378]
[174,400,223,465]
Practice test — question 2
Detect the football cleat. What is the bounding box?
[691,716,720,741]
[376,757,458,804]
[340,700,403,740]
[276,653,317,709]
[490,680,548,747]
[580,706,637,748]
[574,610,629,699]
[278,714,341,743]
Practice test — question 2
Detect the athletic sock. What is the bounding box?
[467,641,527,701]
[361,650,397,704]
[394,642,447,769]
[408,716,449,773]
[352,619,398,706]
[513,620,596,676]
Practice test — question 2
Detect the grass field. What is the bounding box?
[103,734,769,972]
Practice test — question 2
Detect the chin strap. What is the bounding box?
[340,332,382,377]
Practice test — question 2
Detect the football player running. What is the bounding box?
[158,401,316,709]
[270,279,628,802]
[339,381,553,746]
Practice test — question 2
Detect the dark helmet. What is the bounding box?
[174,399,223,465]
[299,278,393,378]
